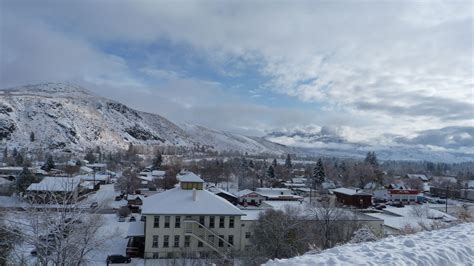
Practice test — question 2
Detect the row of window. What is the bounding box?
[151,235,235,248]
[153,215,235,229]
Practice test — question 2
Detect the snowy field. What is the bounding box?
[267,223,474,266]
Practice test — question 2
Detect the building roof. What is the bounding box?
[406,174,429,181]
[77,174,109,182]
[206,186,238,199]
[178,172,204,183]
[235,189,255,197]
[333,187,371,196]
[127,221,145,237]
[27,176,81,192]
[240,209,265,221]
[142,187,244,215]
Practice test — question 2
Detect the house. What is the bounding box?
[332,187,372,208]
[77,173,110,185]
[127,194,145,206]
[255,188,303,201]
[235,189,266,206]
[26,176,82,203]
[405,174,430,182]
[137,172,251,259]
[85,163,107,172]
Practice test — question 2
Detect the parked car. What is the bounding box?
[129,216,136,222]
[106,255,131,264]
[114,196,122,201]
[374,204,386,210]
[390,202,404,208]
[90,202,99,208]
[436,199,446,204]
[118,216,126,222]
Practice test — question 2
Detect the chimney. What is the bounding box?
[193,188,197,201]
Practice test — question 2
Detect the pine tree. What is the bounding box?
[16,167,36,192]
[30,132,35,142]
[266,165,275,179]
[249,160,255,169]
[84,150,96,163]
[364,151,379,168]
[285,154,292,169]
[41,155,55,172]
[14,153,23,166]
[312,158,326,187]
[152,151,163,170]
[272,158,278,167]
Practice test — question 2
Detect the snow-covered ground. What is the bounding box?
[267,223,474,266]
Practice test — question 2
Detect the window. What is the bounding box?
[174,235,180,248]
[219,216,225,228]
[228,235,234,246]
[209,216,215,228]
[154,216,160,228]
[208,235,215,245]
[218,235,224,247]
[175,216,181,228]
[152,235,159,248]
[184,236,190,248]
[229,216,234,228]
[152,252,159,259]
[245,232,251,239]
[199,216,205,226]
[163,235,169,248]
[198,241,203,247]
[164,216,170,228]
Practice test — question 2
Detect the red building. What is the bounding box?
[388,189,418,204]
[333,187,372,208]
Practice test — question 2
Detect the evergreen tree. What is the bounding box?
[152,151,163,170]
[266,165,275,179]
[14,153,24,166]
[285,154,292,169]
[312,158,326,187]
[249,160,255,169]
[272,158,278,167]
[30,132,35,142]
[2,147,7,162]
[41,155,55,172]
[16,167,36,192]
[364,151,379,168]
[84,150,96,163]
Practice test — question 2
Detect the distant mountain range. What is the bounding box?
[0,83,472,162]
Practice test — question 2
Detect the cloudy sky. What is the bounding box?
[1,0,473,150]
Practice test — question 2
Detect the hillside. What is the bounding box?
[0,83,288,155]
[267,223,474,266]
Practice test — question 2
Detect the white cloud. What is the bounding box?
[1,0,472,149]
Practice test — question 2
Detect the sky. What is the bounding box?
[0,0,473,151]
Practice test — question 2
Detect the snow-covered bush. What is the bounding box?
[349,225,378,243]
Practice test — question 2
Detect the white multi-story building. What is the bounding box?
[140,172,253,259]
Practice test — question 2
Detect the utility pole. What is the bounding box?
[445,185,449,213]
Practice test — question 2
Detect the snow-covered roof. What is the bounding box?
[152,170,166,176]
[80,166,94,173]
[142,187,244,215]
[127,221,145,237]
[266,223,474,265]
[206,186,238,198]
[235,189,255,197]
[256,188,292,196]
[126,194,145,201]
[333,187,371,196]
[291,177,307,184]
[77,174,109,181]
[406,174,429,181]
[240,209,265,221]
[86,163,107,168]
[178,172,204,183]
[467,180,474,189]
[27,176,81,192]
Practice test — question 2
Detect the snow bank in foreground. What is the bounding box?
[267,223,474,266]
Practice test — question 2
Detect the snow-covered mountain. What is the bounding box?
[0,83,289,155]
